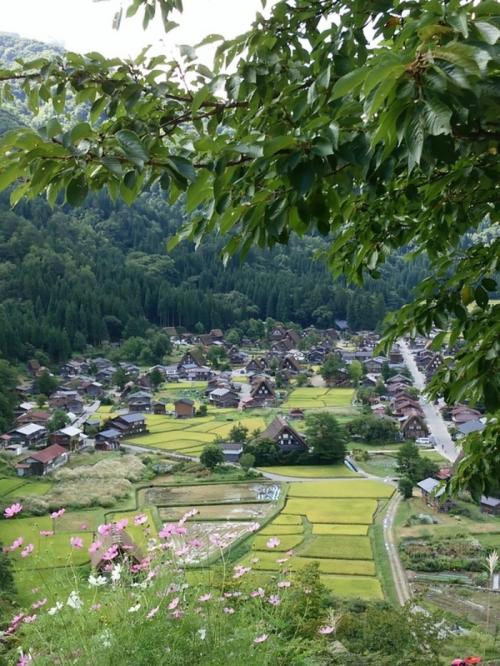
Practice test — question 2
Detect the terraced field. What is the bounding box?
[127,412,267,455]
[285,387,355,412]
[238,478,394,600]
[258,465,358,478]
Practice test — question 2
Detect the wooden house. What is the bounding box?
[400,414,429,440]
[8,423,47,448]
[259,416,308,453]
[109,413,147,436]
[249,377,276,407]
[280,356,301,374]
[174,399,195,419]
[209,388,240,408]
[177,350,206,370]
[417,477,451,511]
[480,496,500,516]
[50,426,83,451]
[219,442,243,463]
[127,391,152,413]
[246,357,268,373]
[152,401,166,415]
[16,444,69,476]
[95,428,122,451]
[16,410,51,427]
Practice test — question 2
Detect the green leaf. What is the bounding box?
[363,62,405,96]
[424,96,452,135]
[90,97,107,124]
[331,67,366,100]
[70,122,93,144]
[448,12,469,38]
[168,156,196,182]
[263,136,295,157]
[474,285,489,308]
[0,163,21,192]
[474,21,500,45]
[115,129,149,166]
[289,163,314,195]
[405,114,425,171]
[192,86,210,113]
[66,176,88,206]
[196,34,224,47]
[186,169,211,212]
[46,118,62,139]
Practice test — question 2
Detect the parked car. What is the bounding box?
[415,436,432,448]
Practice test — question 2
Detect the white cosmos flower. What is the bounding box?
[47,602,64,616]
[198,628,207,640]
[66,591,83,610]
[88,574,107,587]
[110,563,122,583]
[128,603,141,613]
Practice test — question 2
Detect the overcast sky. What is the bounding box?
[1,0,270,60]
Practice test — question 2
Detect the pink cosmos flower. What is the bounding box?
[23,615,37,623]
[4,503,22,518]
[97,523,112,536]
[266,537,280,549]
[319,625,335,635]
[147,606,159,619]
[286,550,294,556]
[21,544,34,558]
[268,595,281,606]
[134,514,148,526]
[31,598,47,610]
[102,545,119,561]
[276,558,289,565]
[254,634,268,644]
[189,538,203,549]
[159,523,176,539]
[250,588,265,598]
[114,518,128,531]
[39,530,54,537]
[251,557,260,564]
[88,540,102,554]
[174,525,187,536]
[223,607,235,614]
[168,597,179,611]
[198,593,212,602]
[171,609,184,619]
[233,565,251,579]
[17,653,32,666]
[9,537,23,551]
[50,508,65,519]
[70,537,84,549]
[79,523,88,530]
[90,603,101,612]
[278,581,291,588]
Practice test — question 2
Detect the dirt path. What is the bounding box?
[383,491,411,605]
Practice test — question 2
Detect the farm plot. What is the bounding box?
[10,481,52,497]
[285,387,355,412]
[168,521,258,565]
[288,480,393,499]
[0,478,26,496]
[159,502,274,522]
[141,482,280,507]
[284,497,378,524]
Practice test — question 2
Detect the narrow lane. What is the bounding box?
[383,491,411,605]
[398,339,460,463]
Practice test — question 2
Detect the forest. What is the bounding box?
[0,32,428,363]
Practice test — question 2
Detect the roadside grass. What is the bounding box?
[258,465,358,478]
[300,535,373,560]
[287,480,394,499]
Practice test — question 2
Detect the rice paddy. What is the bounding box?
[258,465,358,478]
[285,387,355,412]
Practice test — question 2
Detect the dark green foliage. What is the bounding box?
[320,353,344,384]
[199,444,224,470]
[48,409,69,433]
[398,476,414,499]
[244,439,280,466]
[35,369,58,397]
[0,359,17,433]
[228,424,248,444]
[239,452,255,473]
[113,367,130,390]
[305,412,346,464]
[396,442,440,484]
[149,367,163,390]
[347,415,399,443]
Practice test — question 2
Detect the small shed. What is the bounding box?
[174,399,195,419]
[480,496,500,516]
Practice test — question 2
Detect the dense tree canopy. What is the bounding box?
[0,0,498,492]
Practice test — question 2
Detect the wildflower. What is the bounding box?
[4,502,22,518]
[268,595,281,606]
[276,558,289,565]
[303,587,312,595]
[250,588,265,598]
[88,540,102,554]
[23,615,37,624]
[168,597,179,611]
[251,557,260,564]
[233,565,251,579]
[189,538,203,548]
[47,602,63,616]
[198,628,207,640]
[209,533,222,546]
[198,593,212,602]
[90,603,101,612]
[171,609,184,619]
[88,574,107,587]
[21,544,34,558]
[254,634,268,644]
[39,530,54,537]
[175,525,187,536]
[286,550,294,556]
[9,537,23,551]
[50,508,65,519]
[278,580,291,588]
[266,537,280,549]
[146,606,159,619]
[79,523,88,530]
[319,625,335,635]
[97,523,113,536]
[248,522,260,532]
[223,607,235,614]
[70,537,84,549]
[128,603,141,613]
[99,629,113,648]
[102,544,119,561]
[114,518,128,531]
[110,563,122,583]
[159,524,176,539]
[66,591,83,610]
[134,513,148,526]
[17,651,32,666]
[31,598,47,610]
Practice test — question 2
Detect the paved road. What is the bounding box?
[383,491,411,605]
[73,400,100,428]
[399,339,460,463]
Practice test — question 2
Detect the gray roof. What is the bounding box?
[417,477,446,497]
[97,428,122,439]
[480,496,500,508]
[210,388,231,397]
[175,398,194,406]
[117,413,145,423]
[457,420,485,435]
[12,423,46,436]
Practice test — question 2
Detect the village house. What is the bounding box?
[60,360,86,378]
[259,416,308,453]
[127,391,152,413]
[389,346,404,364]
[450,404,482,425]
[209,328,224,342]
[16,410,52,428]
[79,381,104,398]
[417,477,451,511]
[177,349,206,370]
[219,441,243,463]
[364,356,386,373]
[480,496,500,516]
[50,426,83,451]
[152,401,167,415]
[8,423,47,448]
[174,399,196,419]
[48,390,84,414]
[456,420,485,438]
[386,374,412,386]
[246,357,268,373]
[83,417,101,436]
[400,413,429,440]
[109,413,147,436]
[209,388,240,408]
[269,325,286,341]
[228,346,248,365]
[280,356,302,374]
[326,368,351,388]
[248,377,276,407]
[289,408,305,420]
[16,444,69,477]
[95,428,122,451]
[95,367,116,384]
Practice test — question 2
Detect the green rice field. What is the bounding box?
[285,387,355,412]
[258,465,358,478]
